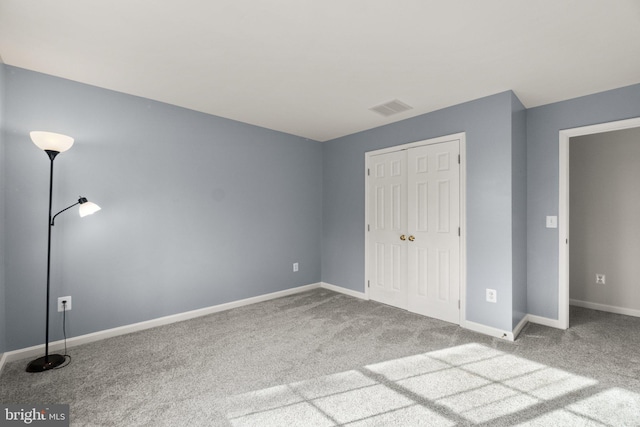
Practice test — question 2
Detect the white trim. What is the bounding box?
[364,132,467,326]
[0,353,7,376]
[466,313,561,341]
[559,132,570,329]
[505,314,563,341]
[559,117,640,329]
[464,319,515,341]
[0,281,581,375]
[465,313,563,342]
[364,153,371,300]
[459,134,468,329]
[0,283,322,373]
[525,314,562,329]
[570,299,640,318]
[320,282,368,300]
[365,132,466,157]
[512,316,529,340]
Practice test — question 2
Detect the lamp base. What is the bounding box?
[26,354,66,373]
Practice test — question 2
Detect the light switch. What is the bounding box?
[546,216,558,228]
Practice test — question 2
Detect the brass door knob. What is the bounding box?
[408,235,415,242]
[400,235,406,241]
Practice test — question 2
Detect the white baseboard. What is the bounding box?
[320,282,368,300]
[525,313,563,329]
[324,283,536,342]
[462,320,516,341]
[0,283,323,374]
[0,352,7,376]
[1,283,593,375]
[507,314,564,341]
[512,315,529,340]
[463,313,564,342]
[570,299,640,318]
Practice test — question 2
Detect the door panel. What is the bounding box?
[368,150,407,310]
[407,141,460,323]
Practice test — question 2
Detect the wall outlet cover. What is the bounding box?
[595,274,606,285]
[58,296,72,312]
[486,289,497,303]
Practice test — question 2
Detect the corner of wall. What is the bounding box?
[0,61,7,355]
[511,91,528,329]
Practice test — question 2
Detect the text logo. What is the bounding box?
[0,405,69,427]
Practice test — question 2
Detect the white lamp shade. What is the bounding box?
[79,201,101,217]
[30,131,74,153]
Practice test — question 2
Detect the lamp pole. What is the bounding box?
[26,131,101,373]
[44,150,61,365]
[26,150,67,372]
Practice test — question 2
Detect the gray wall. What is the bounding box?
[0,61,6,354]
[3,65,323,351]
[322,91,518,331]
[4,64,639,351]
[526,83,640,319]
[511,93,527,328]
[569,127,640,310]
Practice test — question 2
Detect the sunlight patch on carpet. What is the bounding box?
[219,343,640,426]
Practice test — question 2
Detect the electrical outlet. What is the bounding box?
[486,289,497,303]
[293,262,299,272]
[596,274,606,285]
[58,296,72,312]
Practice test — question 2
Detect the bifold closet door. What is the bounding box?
[406,141,460,324]
[368,140,460,324]
[368,150,408,310]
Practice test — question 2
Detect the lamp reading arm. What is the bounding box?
[50,197,89,226]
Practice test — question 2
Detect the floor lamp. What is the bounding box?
[26,131,101,373]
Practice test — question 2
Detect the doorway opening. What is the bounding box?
[558,117,640,328]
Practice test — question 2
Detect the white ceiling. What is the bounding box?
[1,1,639,142]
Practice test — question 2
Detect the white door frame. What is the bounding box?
[365,132,467,325]
[558,117,640,329]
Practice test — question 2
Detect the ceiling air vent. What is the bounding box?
[369,99,413,117]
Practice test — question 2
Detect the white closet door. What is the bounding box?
[407,141,460,323]
[368,150,408,310]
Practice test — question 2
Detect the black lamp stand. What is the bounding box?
[26,150,70,372]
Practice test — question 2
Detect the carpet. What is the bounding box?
[1,289,639,426]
